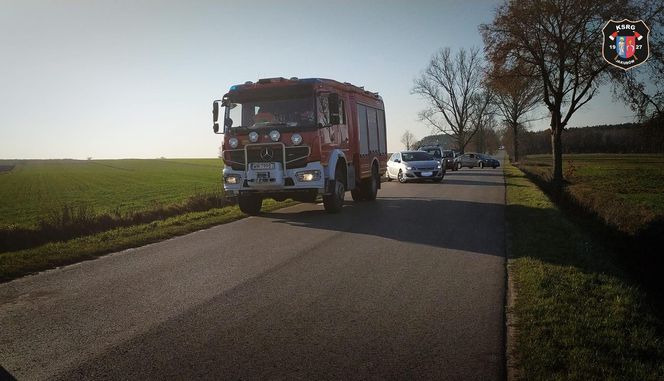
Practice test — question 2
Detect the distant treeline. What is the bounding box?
[504,119,664,157]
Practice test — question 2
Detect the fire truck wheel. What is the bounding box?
[238,194,262,215]
[323,179,345,213]
[351,188,365,202]
[363,166,379,201]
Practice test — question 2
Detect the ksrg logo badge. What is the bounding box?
[602,19,650,70]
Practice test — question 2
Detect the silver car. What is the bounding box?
[385,151,445,183]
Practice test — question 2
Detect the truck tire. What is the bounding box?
[323,179,345,213]
[351,188,365,201]
[362,165,379,201]
[238,194,262,215]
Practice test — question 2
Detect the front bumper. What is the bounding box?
[404,168,444,179]
[223,161,326,197]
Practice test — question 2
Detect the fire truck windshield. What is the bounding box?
[226,97,315,130]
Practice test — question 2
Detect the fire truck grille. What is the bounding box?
[285,146,310,169]
[224,145,311,171]
[246,144,284,163]
[225,150,245,171]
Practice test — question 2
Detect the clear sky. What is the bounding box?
[0,0,634,159]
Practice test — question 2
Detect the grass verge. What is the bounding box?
[0,200,296,283]
[505,163,664,380]
[0,191,229,253]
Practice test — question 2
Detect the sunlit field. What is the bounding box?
[0,158,223,230]
[519,154,664,235]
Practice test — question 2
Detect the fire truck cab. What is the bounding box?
[212,77,387,214]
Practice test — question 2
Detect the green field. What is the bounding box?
[0,158,223,230]
[505,163,664,380]
[519,154,664,235]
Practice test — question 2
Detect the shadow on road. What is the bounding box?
[262,195,505,258]
[447,170,504,177]
[442,179,507,187]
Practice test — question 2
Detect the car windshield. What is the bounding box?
[422,148,442,158]
[402,152,434,161]
[442,150,454,158]
[226,97,315,129]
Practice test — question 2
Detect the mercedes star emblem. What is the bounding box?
[259,147,274,162]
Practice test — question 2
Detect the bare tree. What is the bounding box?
[481,0,622,185]
[412,47,493,153]
[488,67,541,162]
[400,130,416,150]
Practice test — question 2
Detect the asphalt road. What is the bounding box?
[0,166,506,380]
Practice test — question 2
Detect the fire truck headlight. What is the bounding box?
[248,131,259,143]
[291,133,303,145]
[228,137,239,149]
[269,130,280,142]
[225,175,240,184]
[296,170,321,182]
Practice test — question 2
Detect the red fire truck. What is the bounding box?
[212,77,388,214]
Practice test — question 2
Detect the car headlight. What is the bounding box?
[269,130,280,142]
[228,137,239,149]
[406,166,413,170]
[248,131,259,142]
[291,133,302,145]
[437,164,442,169]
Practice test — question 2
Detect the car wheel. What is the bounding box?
[398,170,407,183]
[238,194,262,215]
[456,162,461,170]
[323,179,345,213]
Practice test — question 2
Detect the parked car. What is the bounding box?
[417,145,458,171]
[454,153,501,169]
[478,154,501,169]
[386,151,445,183]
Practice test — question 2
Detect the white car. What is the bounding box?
[385,151,445,183]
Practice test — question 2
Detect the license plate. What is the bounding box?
[256,172,270,182]
[251,162,275,170]
[421,171,432,177]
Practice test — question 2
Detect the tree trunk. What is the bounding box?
[457,133,466,154]
[512,122,519,163]
[550,111,564,186]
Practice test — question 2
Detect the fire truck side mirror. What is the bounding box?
[329,93,340,125]
[212,100,221,134]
